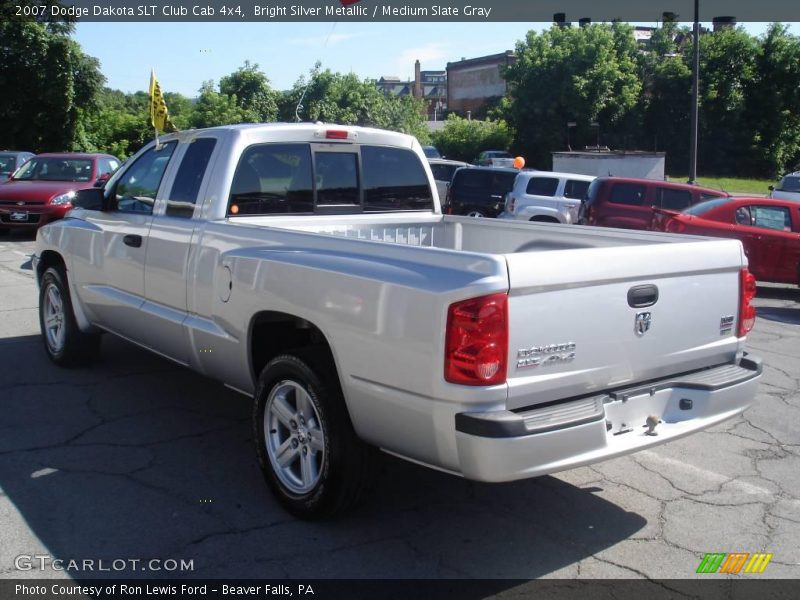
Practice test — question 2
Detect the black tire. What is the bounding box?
[253,351,373,519]
[38,265,101,366]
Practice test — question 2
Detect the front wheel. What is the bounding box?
[466,210,485,218]
[253,353,373,519]
[39,265,101,366]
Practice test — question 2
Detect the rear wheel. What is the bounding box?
[466,210,485,218]
[38,266,101,366]
[253,352,373,519]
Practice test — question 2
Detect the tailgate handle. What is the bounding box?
[628,284,659,308]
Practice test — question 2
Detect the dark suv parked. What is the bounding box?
[578,177,728,230]
[446,166,519,217]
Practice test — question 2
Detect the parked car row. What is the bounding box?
[434,158,799,287]
[0,152,120,232]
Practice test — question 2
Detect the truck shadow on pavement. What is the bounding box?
[756,284,800,303]
[755,306,800,325]
[0,334,646,581]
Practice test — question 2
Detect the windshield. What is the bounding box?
[778,175,800,192]
[0,155,18,176]
[423,146,441,159]
[683,196,731,216]
[12,157,94,182]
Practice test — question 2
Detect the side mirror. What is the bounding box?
[73,188,104,211]
[768,185,775,191]
[94,173,111,187]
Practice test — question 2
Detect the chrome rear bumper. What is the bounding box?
[455,355,761,482]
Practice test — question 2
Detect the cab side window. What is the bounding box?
[167,138,217,218]
[109,142,176,215]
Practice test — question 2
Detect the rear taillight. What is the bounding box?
[666,219,686,233]
[738,268,757,337]
[445,293,508,386]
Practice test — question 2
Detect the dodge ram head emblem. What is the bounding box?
[635,312,652,336]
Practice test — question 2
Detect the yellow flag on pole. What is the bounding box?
[149,69,175,134]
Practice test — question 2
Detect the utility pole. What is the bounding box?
[688,0,700,184]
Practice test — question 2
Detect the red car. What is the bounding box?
[0,153,120,231]
[656,196,800,286]
[579,176,728,230]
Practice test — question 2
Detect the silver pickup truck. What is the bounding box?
[34,123,761,519]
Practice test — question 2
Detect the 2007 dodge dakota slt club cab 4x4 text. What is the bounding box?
[33,124,762,518]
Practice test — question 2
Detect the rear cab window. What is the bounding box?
[362,146,432,211]
[228,143,432,216]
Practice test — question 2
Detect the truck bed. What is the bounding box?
[234,213,681,253]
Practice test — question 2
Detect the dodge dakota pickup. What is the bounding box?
[34,123,761,518]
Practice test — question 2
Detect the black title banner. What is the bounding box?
[7,0,800,22]
[3,579,800,600]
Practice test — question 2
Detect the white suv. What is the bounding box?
[499,171,595,224]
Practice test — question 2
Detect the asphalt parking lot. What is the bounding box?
[0,229,798,582]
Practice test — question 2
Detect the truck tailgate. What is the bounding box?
[504,239,745,411]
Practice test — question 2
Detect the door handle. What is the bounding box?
[627,284,659,308]
[123,234,142,248]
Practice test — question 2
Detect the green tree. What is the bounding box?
[190,80,249,128]
[503,23,642,167]
[642,56,692,171]
[744,24,800,176]
[0,21,104,152]
[220,61,279,122]
[695,27,759,174]
[278,66,429,141]
[431,115,513,163]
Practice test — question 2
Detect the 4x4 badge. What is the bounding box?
[635,312,652,336]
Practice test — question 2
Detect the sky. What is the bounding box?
[73,21,795,97]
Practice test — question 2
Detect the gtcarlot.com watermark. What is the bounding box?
[15,554,194,573]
